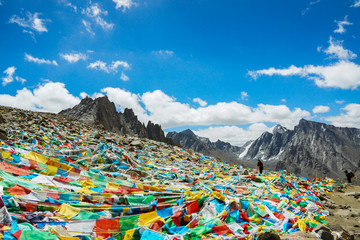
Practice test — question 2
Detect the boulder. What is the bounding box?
[0,128,7,140]
[258,231,280,240]
[0,114,6,124]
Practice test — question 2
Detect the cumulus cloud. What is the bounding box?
[194,123,272,146]
[193,98,207,107]
[1,67,26,86]
[312,105,330,113]
[139,90,310,129]
[321,37,357,60]
[25,53,58,66]
[82,3,114,31]
[9,11,50,33]
[152,50,174,57]
[326,104,360,128]
[60,52,88,63]
[249,61,360,90]
[112,0,137,11]
[89,88,310,130]
[241,91,248,100]
[88,60,130,73]
[120,72,129,81]
[0,81,80,112]
[352,0,360,7]
[334,16,352,34]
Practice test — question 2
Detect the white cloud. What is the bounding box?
[80,92,88,99]
[112,60,130,70]
[60,52,88,63]
[326,104,360,128]
[0,81,80,113]
[312,105,330,113]
[15,76,26,84]
[322,37,357,60]
[352,0,360,7]
[88,60,130,73]
[25,53,58,66]
[281,99,286,102]
[249,61,360,90]
[335,100,344,104]
[1,67,26,86]
[193,98,207,107]
[139,90,310,129]
[93,88,310,130]
[82,3,114,31]
[88,60,108,72]
[194,123,271,146]
[9,12,50,33]
[241,91,248,100]
[120,72,129,81]
[2,67,16,86]
[112,0,137,11]
[334,16,352,34]
[152,50,174,57]
[82,20,95,36]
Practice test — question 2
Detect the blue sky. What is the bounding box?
[1,0,360,146]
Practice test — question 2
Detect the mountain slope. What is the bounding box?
[240,119,360,179]
[166,129,243,164]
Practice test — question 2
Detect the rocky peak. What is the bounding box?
[181,129,197,137]
[59,96,177,146]
[272,124,288,134]
[123,108,137,121]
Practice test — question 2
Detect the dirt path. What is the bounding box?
[324,184,360,239]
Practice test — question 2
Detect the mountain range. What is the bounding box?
[239,119,360,179]
[59,96,360,180]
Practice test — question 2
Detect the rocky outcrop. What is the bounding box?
[240,119,360,179]
[59,96,177,146]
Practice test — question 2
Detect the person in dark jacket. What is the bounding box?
[257,158,264,174]
[344,170,354,183]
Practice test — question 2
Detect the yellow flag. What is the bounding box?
[123,229,136,240]
[46,165,58,176]
[138,211,163,226]
[106,182,120,190]
[23,151,49,164]
[57,203,81,219]
[1,151,12,159]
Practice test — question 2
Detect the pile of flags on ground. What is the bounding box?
[0,107,337,239]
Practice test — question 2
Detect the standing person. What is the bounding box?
[344,170,354,183]
[257,158,264,174]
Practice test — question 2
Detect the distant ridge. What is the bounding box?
[166,129,247,164]
[59,96,178,146]
[240,119,360,179]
